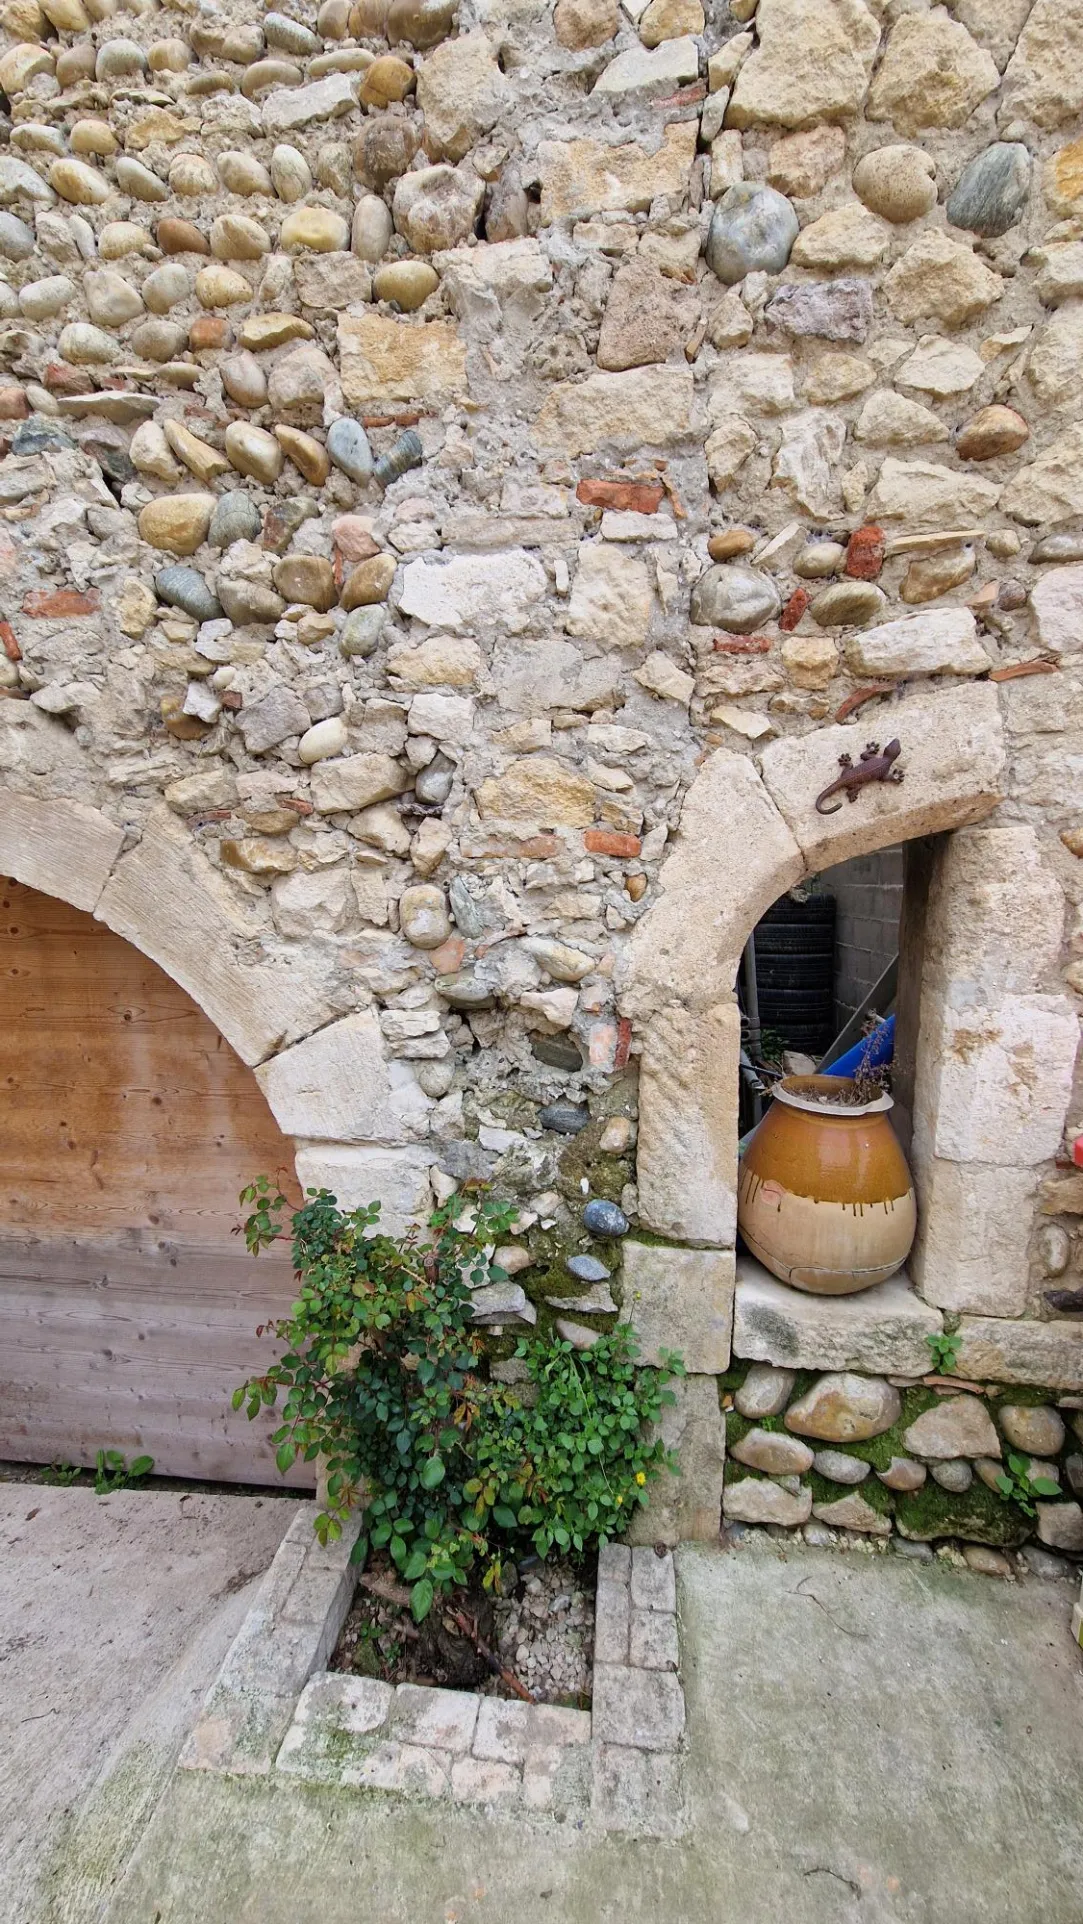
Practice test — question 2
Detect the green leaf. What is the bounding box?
[420,1455,446,1490]
[130,1456,154,1478]
[492,1506,518,1530]
[231,1387,245,1410]
[275,1440,296,1475]
[411,1578,435,1623]
[403,1550,428,1581]
[1031,1478,1060,1497]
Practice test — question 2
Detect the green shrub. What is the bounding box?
[233,1179,683,1621]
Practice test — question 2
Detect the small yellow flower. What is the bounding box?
[615,1494,623,1505]
[635,1471,646,1486]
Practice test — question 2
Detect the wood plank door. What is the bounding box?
[0,876,314,1487]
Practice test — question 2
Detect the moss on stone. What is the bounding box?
[809,1469,894,1516]
[555,1120,633,1206]
[894,1477,1029,1547]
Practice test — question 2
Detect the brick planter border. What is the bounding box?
[179,1506,686,1838]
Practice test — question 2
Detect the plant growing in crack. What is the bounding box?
[993,1453,1061,1518]
[925,1330,961,1375]
[233,1178,683,1623]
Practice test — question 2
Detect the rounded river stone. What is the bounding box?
[706,183,798,286]
[154,565,222,623]
[582,1198,628,1238]
[209,491,263,548]
[946,143,1030,239]
[690,563,781,634]
[566,1253,611,1282]
[539,1102,591,1135]
[327,416,373,482]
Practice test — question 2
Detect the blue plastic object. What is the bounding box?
[824,1013,895,1079]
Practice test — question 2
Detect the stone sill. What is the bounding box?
[179,1507,687,1838]
[734,1257,943,1375]
[734,1259,1083,1391]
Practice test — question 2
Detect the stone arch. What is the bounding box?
[619,682,1009,1248]
[1,783,433,1232]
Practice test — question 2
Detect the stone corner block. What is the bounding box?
[591,1664,685,1753]
[619,1240,735,1373]
[633,1003,742,1247]
[591,1743,686,1839]
[256,1009,398,1144]
[293,1141,434,1236]
[625,1372,726,1548]
[758,682,1004,874]
[954,1317,1083,1392]
[733,1257,942,1375]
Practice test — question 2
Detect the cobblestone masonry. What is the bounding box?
[5,0,1083,1526]
[180,1508,687,1837]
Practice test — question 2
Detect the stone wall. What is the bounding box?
[4,0,1083,1531]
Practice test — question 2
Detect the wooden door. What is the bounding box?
[0,877,314,1486]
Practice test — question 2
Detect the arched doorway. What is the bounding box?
[0,877,312,1486]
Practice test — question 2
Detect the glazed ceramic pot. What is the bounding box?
[737,1075,917,1295]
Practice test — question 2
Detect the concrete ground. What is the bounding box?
[0,1484,297,1924]
[87,1534,1083,1924]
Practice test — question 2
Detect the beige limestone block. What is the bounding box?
[1045,136,1083,217]
[951,0,1034,72]
[634,651,694,706]
[1030,564,1083,655]
[619,1240,735,1372]
[953,1316,1083,1392]
[771,411,845,518]
[865,457,1000,529]
[96,810,339,1066]
[257,1010,417,1142]
[709,353,795,419]
[565,542,653,651]
[897,336,985,398]
[781,635,837,690]
[1001,0,1083,131]
[804,353,874,404]
[733,1260,942,1376]
[868,11,999,135]
[386,633,482,687]
[843,608,990,679]
[635,1001,742,1246]
[705,416,757,489]
[474,755,595,827]
[885,232,1003,330]
[620,752,801,1017]
[397,550,546,632]
[728,0,881,129]
[338,311,467,406]
[1000,423,1083,525]
[921,825,1066,1002]
[533,366,693,457]
[625,1374,727,1546]
[758,682,1004,874]
[415,31,511,162]
[920,994,1079,1169]
[1027,309,1083,410]
[767,124,846,199]
[310,752,410,813]
[854,390,948,447]
[791,204,890,270]
[0,791,122,914]
[536,122,697,222]
[909,1159,1037,1318]
[293,1142,435,1236]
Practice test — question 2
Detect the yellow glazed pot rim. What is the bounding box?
[773,1073,894,1119]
